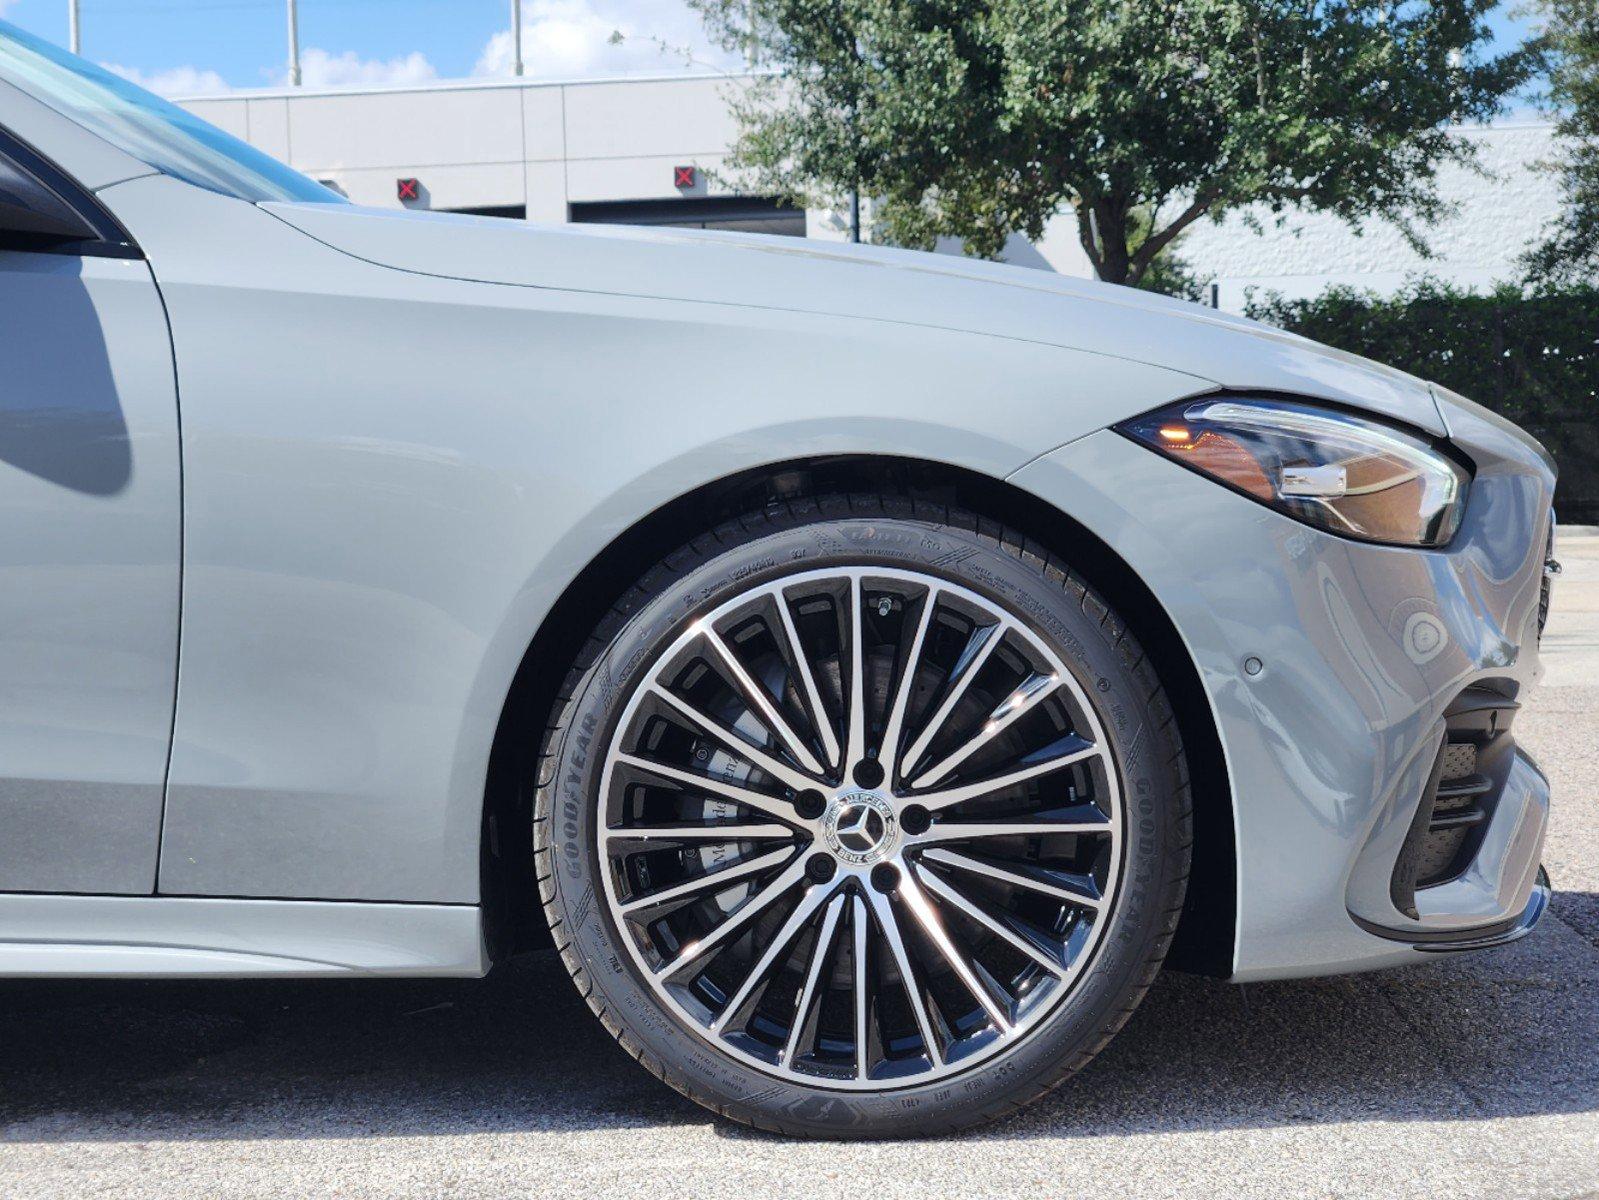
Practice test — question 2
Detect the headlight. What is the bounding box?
[1117,396,1471,548]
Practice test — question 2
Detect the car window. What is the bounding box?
[0,19,342,205]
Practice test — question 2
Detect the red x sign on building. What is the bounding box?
[396,178,421,201]
[673,165,696,189]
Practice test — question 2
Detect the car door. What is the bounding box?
[0,126,180,894]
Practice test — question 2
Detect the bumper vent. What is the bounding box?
[1391,686,1520,919]
[1438,741,1477,780]
[1540,508,1557,641]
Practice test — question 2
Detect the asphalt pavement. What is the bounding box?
[2,533,1596,1200]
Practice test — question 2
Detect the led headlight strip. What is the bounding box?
[1118,395,1472,548]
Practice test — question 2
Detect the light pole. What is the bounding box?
[287,0,302,86]
[68,0,80,54]
[511,0,523,76]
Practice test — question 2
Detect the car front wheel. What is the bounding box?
[535,495,1191,1136]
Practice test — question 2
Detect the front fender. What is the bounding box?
[100,174,1206,904]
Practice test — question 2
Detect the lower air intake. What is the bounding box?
[1391,686,1519,919]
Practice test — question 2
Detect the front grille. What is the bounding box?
[1391,686,1519,918]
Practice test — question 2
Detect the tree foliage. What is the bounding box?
[1524,0,1599,284]
[696,0,1533,285]
[1247,278,1599,518]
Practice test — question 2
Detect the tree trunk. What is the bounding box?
[1092,202,1132,286]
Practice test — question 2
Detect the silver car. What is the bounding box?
[0,24,1556,1137]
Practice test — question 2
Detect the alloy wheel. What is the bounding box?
[597,567,1123,1089]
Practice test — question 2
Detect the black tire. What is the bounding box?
[533,494,1192,1137]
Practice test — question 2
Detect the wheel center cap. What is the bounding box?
[823,791,898,866]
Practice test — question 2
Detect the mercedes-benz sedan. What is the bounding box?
[0,23,1555,1137]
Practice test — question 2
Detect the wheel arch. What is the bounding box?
[479,454,1236,977]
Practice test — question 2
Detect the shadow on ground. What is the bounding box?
[2,893,1594,1144]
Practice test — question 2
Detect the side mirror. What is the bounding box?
[0,154,98,246]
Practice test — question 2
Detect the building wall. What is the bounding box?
[183,75,748,224]
[179,79,1561,309]
[1182,122,1564,311]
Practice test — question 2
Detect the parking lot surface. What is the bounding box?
[2,532,1596,1200]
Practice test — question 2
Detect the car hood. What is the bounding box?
[266,202,1447,436]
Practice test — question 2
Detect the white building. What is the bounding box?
[1182,120,1566,310]
[181,74,846,238]
[179,75,1563,311]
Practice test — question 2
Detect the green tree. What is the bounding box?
[696,0,1533,286]
[1523,0,1599,284]
[1127,206,1205,299]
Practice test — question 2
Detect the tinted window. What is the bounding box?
[0,149,92,239]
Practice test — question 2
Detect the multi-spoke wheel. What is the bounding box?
[537,498,1190,1136]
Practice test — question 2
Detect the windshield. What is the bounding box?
[0,20,341,204]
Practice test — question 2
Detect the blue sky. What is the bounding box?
[0,0,1539,97]
[0,0,745,93]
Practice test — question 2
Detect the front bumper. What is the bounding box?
[1348,690,1549,944]
[1011,391,1556,981]
[1414,865,1552,955]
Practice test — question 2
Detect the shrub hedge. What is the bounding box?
[1245,280,1599,523]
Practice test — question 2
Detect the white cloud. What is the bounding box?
[475,0,742,80]
[100,47,438,99]
[95,5,712,100]
[101,62,230,98]
[292,48,438,89]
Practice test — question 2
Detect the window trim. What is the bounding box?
[0,125,141,259]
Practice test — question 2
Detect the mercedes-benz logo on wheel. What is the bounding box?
[823,791,898,866]
[836,804,885,852]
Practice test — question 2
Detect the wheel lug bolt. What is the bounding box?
[852,759,885,789]
[870,863,899,894]
[794,788,826,819]
[806,854,837,884]
[900,804,931,835]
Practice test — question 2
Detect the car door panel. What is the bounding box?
[0,248,181,894]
